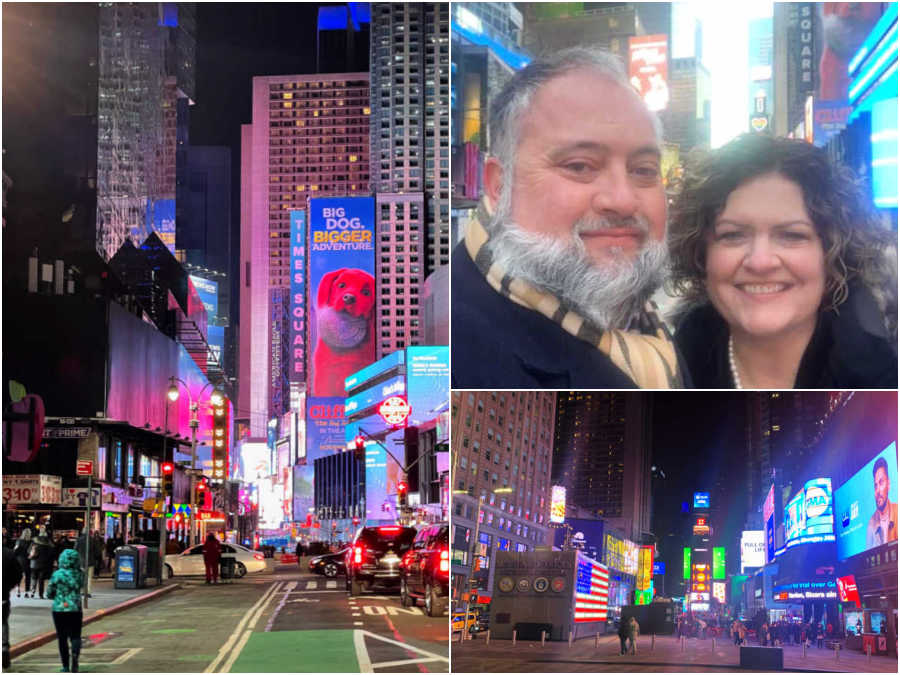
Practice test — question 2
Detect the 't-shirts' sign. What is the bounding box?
[2,474,62,505]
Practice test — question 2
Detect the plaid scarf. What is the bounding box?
[465,200,683,389]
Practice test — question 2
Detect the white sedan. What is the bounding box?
[163,543,266,578]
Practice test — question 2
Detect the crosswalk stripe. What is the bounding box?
[306,580,317,589]
[326,580,337,589]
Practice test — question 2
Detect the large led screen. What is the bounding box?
[781,477,835,552]
[551,518,604,562]
[406,346,450,427]
[693,492,710,509]
[835,442,898,560]
[308,197,376,397]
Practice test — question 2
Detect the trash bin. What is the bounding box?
[143,543,162,585]
[220,556,236,582]
[114,545,148,589]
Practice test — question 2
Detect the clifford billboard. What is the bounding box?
[835,441,898,560]
[308,197,376,398]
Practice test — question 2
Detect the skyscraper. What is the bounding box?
[369,3,450,358]
[552,392,653,543]
[450,390,557,605]
[239,73,370,434]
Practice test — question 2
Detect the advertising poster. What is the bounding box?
[713,547,726,579]
[344,375,406,418]
[693,492,710,509]
[812,101,852,147]
[817,3,880,101]
[289,210,306,383]
[207,325,225,368]
[550,485,566,523]
[189,275,219,321]
[763,483,776,562]
[637,545,653,590]
[143,198,176,253]
[293,464,315,528]
[306,397,346,462]
[628,34,669,112]
[835,441,898,560]
[604,534,626,572]
[551,518,604,561]
[308,197,376,397]
[741,530,766,572]
[783,477,835,552]
[406,346,450,426]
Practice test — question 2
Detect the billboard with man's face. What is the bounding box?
[835,442,898,560]
[308,197,376,398]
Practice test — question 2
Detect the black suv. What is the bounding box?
[345,525,417,595]
[399,522,449,616]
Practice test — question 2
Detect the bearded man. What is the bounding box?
[451,47,687,388]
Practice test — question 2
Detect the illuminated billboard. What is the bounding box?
[305,397,346,462]
[637,545,654,591]
[693,516,710,536]
[406,346,450,427]
[148,198,176,253]
[628,34,669,112]
[712,581,727,605]
[693,491,710,509]
[683,548,691,581]
[189,275,219,320]
[308,197,376,397]
[289,210,306,383]
[763,483,776,562]
[551,518,604,561]
[713,547,725,579]
[781,477,835,553]
[835,442,898,560]
[550,485,566,523]
[741,530,766,572]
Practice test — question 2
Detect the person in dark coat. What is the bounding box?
[451,47,687,390]
[669,133,897,389]
[12,528,32,598]
[202,533,222,584]
[617,616,629,655]
[29,533,55,599]
[3,544,23,668]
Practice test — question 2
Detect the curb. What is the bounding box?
[9,583,182,659]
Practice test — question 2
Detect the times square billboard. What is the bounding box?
[835,441,898,560]
[778,477,835,555]
[289,210,306,384]
[307,197,375,398]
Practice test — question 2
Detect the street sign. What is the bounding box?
[76,460,93,476]
[43,426,92,439]
[378,396,411,426]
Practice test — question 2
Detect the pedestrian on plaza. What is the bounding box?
[815,622,824,648]
[46,549,84,673]
[202,532,222,584]
[731,619,741,645]
[3,542,23,669]
[617,615,629,655]
[738,622,747,646]
[104,534,117,574]
[13,528,32,598]
[626,616,640,655]
[826,621,833,638]
[91,532,103,577]
[29,531,54,599]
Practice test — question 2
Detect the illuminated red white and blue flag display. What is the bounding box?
[574,555,610,623]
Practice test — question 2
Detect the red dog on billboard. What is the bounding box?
[312,267,375,397]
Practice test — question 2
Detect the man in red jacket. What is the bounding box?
[203,533,222,584]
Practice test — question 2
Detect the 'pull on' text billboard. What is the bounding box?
[308,197,376,398]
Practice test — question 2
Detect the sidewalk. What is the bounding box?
[451,633,899,672]
[7,574,180,656]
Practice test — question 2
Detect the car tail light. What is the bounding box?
[439,548,449,573]
[378,526,402,533]
[254,553,264,561]
[354,546,363,564]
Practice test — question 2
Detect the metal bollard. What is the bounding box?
[651,634,655,652]
[542,631,547,647]
[802,642,806,658]
[486,629,491,646]
[866,643,871,663]
[569,630,573,648]
[712,637,716,651]
[512,630,517,646]
[681,635,685,652]
[834,643,839,661]
[595,633,600,648]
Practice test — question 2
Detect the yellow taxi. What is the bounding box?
[451,610,479,633]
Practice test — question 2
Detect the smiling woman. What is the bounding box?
[668,133,897,389]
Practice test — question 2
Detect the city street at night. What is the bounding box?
[7,560,448,673]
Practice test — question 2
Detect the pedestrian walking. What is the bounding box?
[203,532,222,584]
[13,528,32,598]
[3,542,24,668]
[738,622,747,646]
[29,532,54,599]
[617,616,629,655]
[91,531,103,577]
[627,616,640,655]
[46,549,84,673]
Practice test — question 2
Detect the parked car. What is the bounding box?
[164,542,266,578]
[451,610,480,633]
[309,548,348,578]
[399,522,449,616]
[345,525,416,595]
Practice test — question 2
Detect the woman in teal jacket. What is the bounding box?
[46,548,84,672]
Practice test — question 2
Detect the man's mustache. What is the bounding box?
[574,214,651,236]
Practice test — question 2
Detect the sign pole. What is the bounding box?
[84,471,91,609]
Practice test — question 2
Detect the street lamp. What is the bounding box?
[166,377,226,545]
[457,486,513,638]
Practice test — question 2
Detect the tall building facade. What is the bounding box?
[96,2,196,261]
[239,73,370,435]
[450,390,557,605]
[369,3,450,358]
[552,392,653,543]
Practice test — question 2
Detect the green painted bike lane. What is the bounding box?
[229,629,360,673]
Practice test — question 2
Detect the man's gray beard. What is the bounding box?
[486,215,668,331]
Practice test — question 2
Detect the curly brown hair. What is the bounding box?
[668,133,896,313]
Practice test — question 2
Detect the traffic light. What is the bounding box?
[353,434,365,460]
[161,462,174,496]
[397,480,408,508]
[195,476,209,507]
[211,395,228,481]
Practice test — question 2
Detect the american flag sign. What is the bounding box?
[574,554,610,623]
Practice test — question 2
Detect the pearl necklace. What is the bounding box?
[728,334,744,389]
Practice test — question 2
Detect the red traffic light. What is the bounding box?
[397,481,408,494]
[354,435,365,451]
[161,462,174,475]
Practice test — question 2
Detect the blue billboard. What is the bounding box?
[344,375,406,418]
[207,324,225,367]
[189,275,219,320]
[149,198,176,253]
[308,197,376,397]
[344,413,403,525]
[653,562,665,575]
[289,210,306,384]
[406,346,450,427]
[345,350,404,393]
[835,442,898,560]
[780,477,835,553]
[551,518,604,562]
[693,492,710,509]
